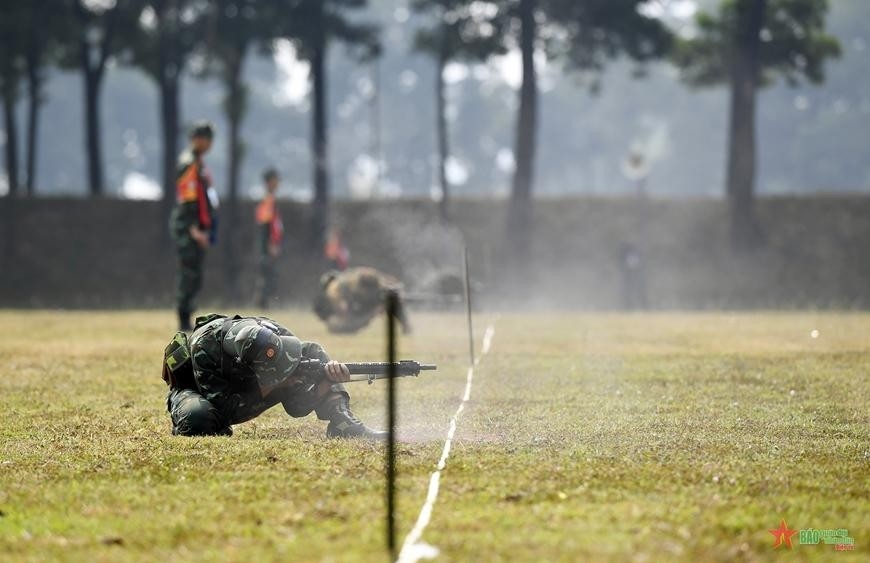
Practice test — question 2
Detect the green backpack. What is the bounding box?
[162,331,196,390]
[161,314,230,390]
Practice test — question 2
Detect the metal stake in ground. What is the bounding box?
[385,290,399,558]
[464,247,475,366]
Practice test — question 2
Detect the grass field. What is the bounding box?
[0,310,867,562]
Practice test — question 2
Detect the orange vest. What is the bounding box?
[177,160,213,229]
[324,231,349,270]
[256,194,283,245]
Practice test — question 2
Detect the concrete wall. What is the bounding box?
[2,196,870,309]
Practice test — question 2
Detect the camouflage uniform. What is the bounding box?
[312,267,411,334]
[254,192,283,309]
[170,148,216,330]
[167,314,382,439]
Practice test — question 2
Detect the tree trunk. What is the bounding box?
[370,59,382,194]
[310,33,330,252]
[2,89,19,197]
[83,71,105,197]
[159,72,180,239]
[436,39,450,221]
[73,0,115,198]
[507,0,538,255]
[25,9,48,196]
[25,71,40,196]
[222,53,245,304]
[0,195,14,270]
[158,0,181,236]
[726,0,766,251]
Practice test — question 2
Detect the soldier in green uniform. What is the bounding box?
[254,168,283,309]
[165,314,385,439]
[170,121,217,331]
[313,267,412,334]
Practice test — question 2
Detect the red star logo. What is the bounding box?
[769,519,798,549]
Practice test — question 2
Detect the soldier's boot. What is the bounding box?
[322,395,387,440]
[178,309,192,332]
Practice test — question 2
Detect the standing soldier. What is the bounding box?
[324,226,350,271]
[618,242,648,310]
[170,121,217,331]
[254,168,284,309]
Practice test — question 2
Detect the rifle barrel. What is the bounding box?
[296,359,438,384]
[338,361,438,383]
[344,361,437,375]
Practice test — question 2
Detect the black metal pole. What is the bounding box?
[464,247,475,366]
[386,290,398,558]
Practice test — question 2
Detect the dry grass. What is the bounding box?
[0,310,867,562]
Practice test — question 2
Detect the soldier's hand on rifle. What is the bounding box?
[325,360,350,383]
[190,226,210,248]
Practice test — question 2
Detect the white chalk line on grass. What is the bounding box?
[397,324,496,563]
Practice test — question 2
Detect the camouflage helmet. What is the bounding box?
[277,335,303,374]
[230,324,302,385]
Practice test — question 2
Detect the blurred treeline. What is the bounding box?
[0,0,864,250]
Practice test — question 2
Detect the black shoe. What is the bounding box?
[325,397,387,440]
[327,419,388,440]
[171,425,233,437]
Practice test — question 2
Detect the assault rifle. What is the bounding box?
[294,359,438,385]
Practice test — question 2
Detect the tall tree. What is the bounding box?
[508,0,538,238]
[0,76,20,198]
[275,0,379,251]
[205,0,272,302]
[412,0,507,220]
[66,0,133,197]
[676,0,840,250]
[129,1,207,223]
[0,0,26,197]
[502,0,672,254]
[22,1,50,195]
[19,1,68,196]
[508,0,536,250]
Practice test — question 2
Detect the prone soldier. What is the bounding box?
[313,267,412,335]
[163,313,386,439]
[170,121,217,331]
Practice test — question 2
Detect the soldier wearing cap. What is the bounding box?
[170,121,217,331]
[313,267,412,335]
[254,168,284,309]
[166,314,385,439]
